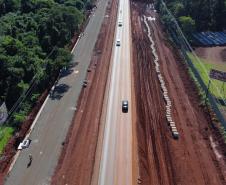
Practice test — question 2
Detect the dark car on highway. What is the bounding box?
[122,100,128,113]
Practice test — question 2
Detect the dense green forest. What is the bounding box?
[0,0,92,123]
[158,0,226,35]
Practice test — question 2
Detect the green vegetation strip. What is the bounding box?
[188,53,226,99]
[0,0,94,154]
[0,126,14,154]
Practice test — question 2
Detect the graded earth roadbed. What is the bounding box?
[131,1,226,185]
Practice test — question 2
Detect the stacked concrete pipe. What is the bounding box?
[144,16,179,139]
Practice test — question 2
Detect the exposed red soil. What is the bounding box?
[51,0,118,184]
[131,24,139,185]
[131,1,226,185]
[195,46,226,65]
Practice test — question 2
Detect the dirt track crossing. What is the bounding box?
[131,1,226,185]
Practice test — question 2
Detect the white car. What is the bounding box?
[116,40,121,46]
[18,139,31,150]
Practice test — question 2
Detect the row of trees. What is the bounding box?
[0,0,92,124]
[158,0,226,36]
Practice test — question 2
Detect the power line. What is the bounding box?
[5,46,57,123]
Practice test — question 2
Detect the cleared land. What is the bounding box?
[49,1,226,185]
[131,1,226,185]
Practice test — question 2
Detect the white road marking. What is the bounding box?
[98,0,132,183]
[69,107,77,111]
[74,70,79,74]
[71,36,81,53]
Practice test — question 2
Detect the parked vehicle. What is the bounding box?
[18,139,31,150]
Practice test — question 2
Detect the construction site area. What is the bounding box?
[131,1,226,184]
[50,0,226,184]
[2,0,226,185]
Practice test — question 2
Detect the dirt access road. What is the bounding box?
[131,1,226,185]
[51,0,118,184]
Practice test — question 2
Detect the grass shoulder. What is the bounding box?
[0,126,14,154]
[187,52,226,99]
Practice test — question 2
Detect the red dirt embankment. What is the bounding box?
[51,0,118,184]
[131,1,226,185]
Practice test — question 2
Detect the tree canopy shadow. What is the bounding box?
[50,83,70,100]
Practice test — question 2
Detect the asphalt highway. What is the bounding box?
[4,0,109,184]
[98,0,133,184]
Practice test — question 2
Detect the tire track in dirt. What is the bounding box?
[131,3,176,185]
[131,1,226,185]
[148,10,225,184]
